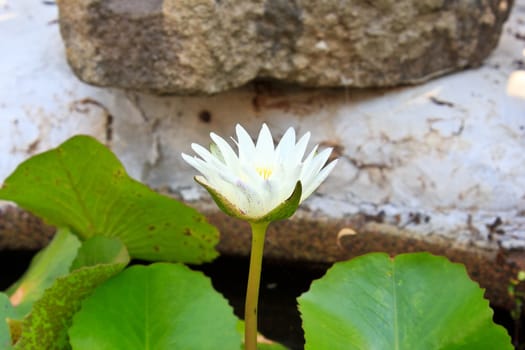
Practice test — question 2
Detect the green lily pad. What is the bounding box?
[14,263,126,350]
[0,135,219,263]
[0,293,16,349]
[69,263,241,350]
[70,236,130,271]
[298,252,512,350]
[6,229,81,318]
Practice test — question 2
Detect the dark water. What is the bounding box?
[194,256,330,349]
[0,250,35,290]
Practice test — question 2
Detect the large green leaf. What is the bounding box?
[14,263,126,350]
[6,229,81,318]
[0,293,16,349]
[69,263,241,350]
[14,235,129,349]
[70,236,130,271]
[298,252,512,350]
[0,135,219,263]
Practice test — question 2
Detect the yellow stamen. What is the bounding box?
[256,167,273,180]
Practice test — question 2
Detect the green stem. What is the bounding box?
[245,221,269,350]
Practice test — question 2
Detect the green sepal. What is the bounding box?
[253,181,302,223]
[0,293,17,349]
[195,176,246,220]
[196,177,302,224]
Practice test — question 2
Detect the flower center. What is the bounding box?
[256,166,273,180]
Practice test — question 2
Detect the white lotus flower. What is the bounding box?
[182,124,337,222]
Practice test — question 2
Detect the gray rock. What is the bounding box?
[57,0,513,94]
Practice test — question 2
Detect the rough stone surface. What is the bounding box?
[57,0,513,94]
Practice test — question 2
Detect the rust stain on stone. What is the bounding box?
[70,97,113,144]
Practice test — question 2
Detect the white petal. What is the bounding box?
[255,123,275,157]
[210,132,239,168]
[274,162,301,199]
[181,154,216,178]
[235,124,256,163]
[301,147,332,185]
[198,175,248,213]
[291,131,311,165]
[301,145,319,170]
[181,152,196,167]
[191,143,228,172]
[275,127,296,162]
[239,161,265,188]
[233,178,267,216]
[302,159,338,201]
[183,123,337,220]
[191,143,215,162]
